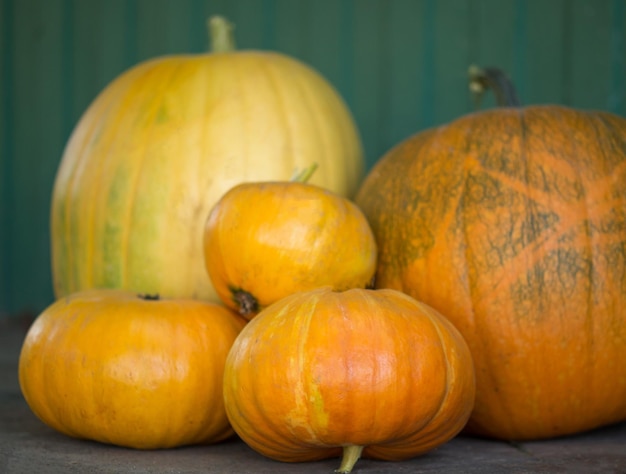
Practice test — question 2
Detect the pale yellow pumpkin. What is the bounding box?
[51,16,363,302]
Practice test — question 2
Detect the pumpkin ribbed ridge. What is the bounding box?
[19,290,246,449]
[223,287,475,471]
[356,105,626,440]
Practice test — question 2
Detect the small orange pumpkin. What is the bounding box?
[18,289,246,449]
[203,172,377,319]
[223,287,476,473]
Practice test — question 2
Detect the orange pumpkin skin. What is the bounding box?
[355,105,626,440]
[223,287,475,470]
[203,182,377,318]
[18,290,246,449]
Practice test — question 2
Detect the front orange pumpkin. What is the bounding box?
[18,289,246,449]
[223,287,475,473]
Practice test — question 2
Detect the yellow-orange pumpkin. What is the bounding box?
[223,287,475,473]
[51,16,363,303]
[203,175,377,318]
[355,66,626,440]
[18,289,246,449]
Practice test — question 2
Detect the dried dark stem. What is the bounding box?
[468,65,521,109]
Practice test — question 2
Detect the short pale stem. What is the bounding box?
[208,15,236,52]
[137,293,159,301]
[335,445,364,474]
[290,162,319,183]
[468,64,521,108]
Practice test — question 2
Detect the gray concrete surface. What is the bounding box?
[2,316,625,474]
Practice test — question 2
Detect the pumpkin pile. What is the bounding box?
[19,8,626,470]
[207,172,476,471]
[21,14,478,473]
[21,162,476,472]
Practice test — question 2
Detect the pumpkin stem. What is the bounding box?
[468,65,521,109]
[290,162,319,183]
[335,445,364,473]
[208,15,236,53]
[231,288,259,317]
[137,293,160,301]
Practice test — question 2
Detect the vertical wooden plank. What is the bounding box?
[384,0,429,149]
[230,0,273,49]
[135,0,196,59]
[270,0,362,166]
[468,0,518,67]
[525,0,567,105]
[510,0,528,102]
[187,0,212,54]
[416,0,439,130]
[0,0,15,315]
[278,1,347,121]
[609,0,625,115]
[338,0,356,112]
[417,0,437,131]
[299,0,344,88]
[5,0,142,315]
[273,0,306,59]
[564,0,614,111]
[60,0,75,155]
[432,0,473,124]
[467,0,518,109]
[352,0,389,168]
[10,0,70,314]
[71,0,136,121]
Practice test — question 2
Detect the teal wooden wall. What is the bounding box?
[1,0,625,317]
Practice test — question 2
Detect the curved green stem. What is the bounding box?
[335,445,364,473]
[208,15,236,52]
[468,64,521,109]
[290,162,319,183]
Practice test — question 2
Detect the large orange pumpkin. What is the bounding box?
[51,16,363,303]
[19,289,246,449]
[203,170,377,319]
[223,287,475,473]
[355,66,626,440]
